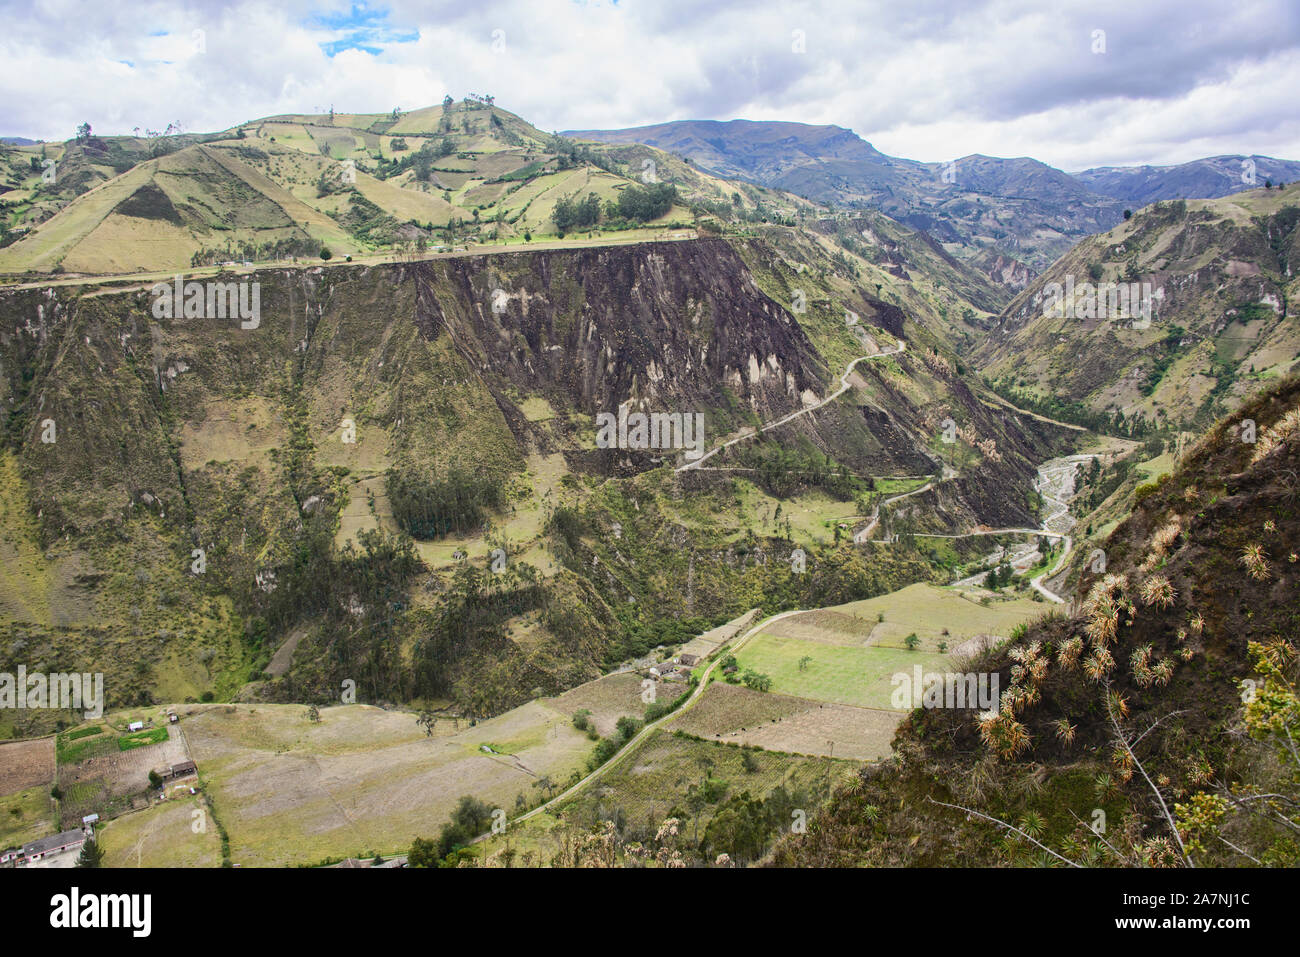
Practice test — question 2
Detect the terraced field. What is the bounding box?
[733,634,950,711]
[98,793,221,868]
[182,701,593,866]
[670,683,897,761]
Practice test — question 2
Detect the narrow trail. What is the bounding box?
[853,476,941,543]
[440,446,1105,856]
[492,608,799,832]
[676,343,906,473]
[981,392,1088,433]
[668,339,1099,607]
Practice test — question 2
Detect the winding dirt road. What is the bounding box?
[676,343,906,473]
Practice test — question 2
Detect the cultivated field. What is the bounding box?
[670,682,897,760]
[0,784,55,849]
[182,701,593,866]
[0,736,55,795]
[99,794,222,868]
[670,682,808,737]
[546,672,646,738]
[733,633,951,711]
[804,582,1047,651]
[56,724,189,828]
[679,608,761,659]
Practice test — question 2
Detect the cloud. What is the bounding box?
[0,0,1296,168]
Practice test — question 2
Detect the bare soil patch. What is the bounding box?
[0,737,55,795]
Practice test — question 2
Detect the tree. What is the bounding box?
[1123,209,1132,220]
[417,709,437,736]
[407,835,440,867]
[798,655,812,672]
[904,633,921,651]
[319,247,332,261]
[615,182,678,222]
[75,122,91,143]
[615,715,642,742]
[306,704,320,723]
[686,786,707,842]
[75,838,103,868]
[532,775,555,799]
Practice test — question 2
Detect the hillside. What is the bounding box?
[0,101,821,277]
[0,230,1067,735]
[978,185,1300,435]
[567,119,1125,275]
[1075,155,1300,206]
[771,373,1300,867]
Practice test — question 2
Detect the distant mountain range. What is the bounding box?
[1073,154,1300,205]
[566,120,1300,272]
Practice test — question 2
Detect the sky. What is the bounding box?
[2,0,1298,171]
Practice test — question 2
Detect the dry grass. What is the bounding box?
[182,701,592,865]
[0,737,55,796]
[99,793,221,868]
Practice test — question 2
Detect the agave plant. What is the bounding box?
[1084,647,1116,681]
[1241,543,1271,581]
[1054,718,1077,745]
[1140,575,1177,608]
[1250,405,1300,465]
[1107,689,1131,720]
[1057,636,1084,669]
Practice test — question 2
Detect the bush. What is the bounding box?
[615,182,678,222]
[1134,482,1160,504]
[614,715,643,742]
[320,247,332,260]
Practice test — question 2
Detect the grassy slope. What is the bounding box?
[772,373,1300,867]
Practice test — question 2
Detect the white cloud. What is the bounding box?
[0,0,1296,168]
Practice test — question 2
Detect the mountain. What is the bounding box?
[5,103,890,282]
[567,120,1300,283]
[0,218,1057,731]
[0,144,360,273]
[566,119,1128,273]
[563,119,916,190]
[1075,155,1300,207]
[977,184,1300,434]
[772,370,1300,867]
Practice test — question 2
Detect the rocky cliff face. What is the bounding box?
[0,236,1065,723]
[410,238,831,427]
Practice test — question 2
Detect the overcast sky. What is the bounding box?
[2,0,1298,170]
